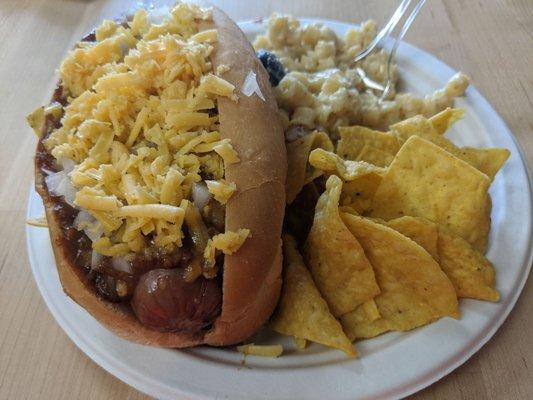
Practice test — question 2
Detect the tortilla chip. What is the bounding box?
[385,216,499,302]
[385,216,440,261]
[369,136,491,252]
[437,226,500,301]
[391,116,509,181]
[270,235,357,357]
[286,131,333,203]
[458,147,510,181]
[390,109,443,133]
[429,108,465,135]
[340,300,381,341]
[337,126,399,167]
[391,115,439,142]
[354,144,396,167]
[309,148,385,181]
[341,310,389,340]
[340,173,383,214]
[338,111,509,181]
[340,214,459,340]
[304,175,380,316]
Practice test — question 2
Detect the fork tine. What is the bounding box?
[379,0,427,101]
[354,0,413,63]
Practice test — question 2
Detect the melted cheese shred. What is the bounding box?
[41,3,249,257]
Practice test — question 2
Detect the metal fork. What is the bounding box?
[355,0,427,101]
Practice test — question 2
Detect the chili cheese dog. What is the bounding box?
[29,3,286,347]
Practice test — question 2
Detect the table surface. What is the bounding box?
[1,0,532,399]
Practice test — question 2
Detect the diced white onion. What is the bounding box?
[63,179,78,208]
[45,170,78,208]
[73,210,94,230]
[60,158,75,173]
[91,251,103,270]
[84,223,104,242]
[241,71,265,101]
[45,170,66,195]
[111,257,133,274]
[192,182,212,210]
[75,210,103,242]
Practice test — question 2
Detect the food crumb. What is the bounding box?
[216,64,230,75]
[26,216,48,227]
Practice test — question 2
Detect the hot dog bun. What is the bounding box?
[34,6,286,347]
[202,8,286,345]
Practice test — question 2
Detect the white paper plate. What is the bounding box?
[26,18,533,400]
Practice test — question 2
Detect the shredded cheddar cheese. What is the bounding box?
[27,103,63,137]
[204,228,250,265]
[213,139,240,164]
[26,216,49,227]
[237,344,283,357]
[33,3,246,258]
[206,180,236,204]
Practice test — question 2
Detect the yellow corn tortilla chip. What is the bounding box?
[458,147,510,181]
[340,214,459,340]
[304,175,380,316]
[354,144,396,167]
[429,108,465,135]
[337,110,508,181]
[309,148,385,181]
[270,235,357,357]
[340,300,381,341]
[391,115,509,181]
[437,225,500,302]
[286,131,334,204]
[340,173,383,214]
[337,126,399,166]
[369,136,491,252]
[391,115,439,142]
[384,216,440,262]
[385,216,499,302]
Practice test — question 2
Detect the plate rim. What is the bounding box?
[25,17,533,400]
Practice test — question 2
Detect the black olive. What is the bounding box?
[256,50,286,86]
